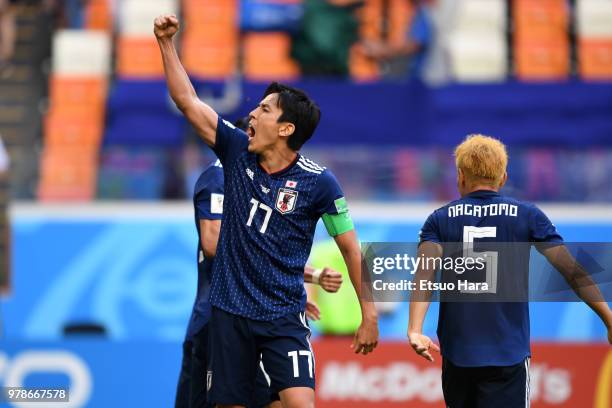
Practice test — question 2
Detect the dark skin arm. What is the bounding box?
[407,241,442,362]
[538,244,612,344]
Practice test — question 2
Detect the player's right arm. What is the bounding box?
[408,240,442,362]
[154,14,218,147]
[195,166,224,258]
[408,212,442,361]
[199,219,221,258]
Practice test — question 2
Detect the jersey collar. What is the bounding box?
[258,153,300,177]
[466,190,501,198]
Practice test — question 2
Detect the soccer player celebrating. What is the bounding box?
[154,14,379,408]
[408,135,612,407]
[175,137,343,408]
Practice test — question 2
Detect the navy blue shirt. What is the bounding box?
[185,160,224,341]
[210,117,346,320]
[420,190,563,367]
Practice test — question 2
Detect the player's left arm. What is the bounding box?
[531,205,612,344]
[314,170,378,354]
[334,230,379,355]
[303,264,343,293]
[538,244,612,344]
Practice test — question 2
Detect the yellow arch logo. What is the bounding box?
[594,350,612,408]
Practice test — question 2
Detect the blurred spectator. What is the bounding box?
[292,0,362,76]
[0,0,16,68]
[362,0,434,79]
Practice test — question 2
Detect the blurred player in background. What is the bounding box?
[175,120,343,408]
[408,135,612,407]
[155,14,378,408]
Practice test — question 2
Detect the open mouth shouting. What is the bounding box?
[247,122,256,142]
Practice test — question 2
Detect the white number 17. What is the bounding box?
[247,198,272,234]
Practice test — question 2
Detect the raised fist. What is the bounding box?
[154,14,179,39]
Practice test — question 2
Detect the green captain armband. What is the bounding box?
[322,197,354,237]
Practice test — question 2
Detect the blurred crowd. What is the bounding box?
[1,0,611,203]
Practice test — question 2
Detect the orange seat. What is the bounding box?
[514,0,567,42]
[46,104,105,123]
[514,25,567,43]
[45,114,103,147]
[515,39,569,80]
[358,0,383,40]
[243,33,300,81]
[387,0,413,45]
[49,76,107,107]
[514,0,567,27]
[182,25,238,45]
[85,0,112,31]
[349,44,379,82]
[244,61,300,82]
[183,47,237,78]
[182,29,238,78]
[579,39,612,80]
[38,148,98,201]
[244,33,292,60]
[183,0,237,25]
[116,37,164,78]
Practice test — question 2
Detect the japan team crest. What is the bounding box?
[276,188,298,214]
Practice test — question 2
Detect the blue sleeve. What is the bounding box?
[419,211,441,243]
[213,116,249,167]
[195,166,225,221]
[312,170,346,217]
[409,8,432,46]
[529,205,563,243]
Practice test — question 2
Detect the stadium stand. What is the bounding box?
[84,0,112,32]
[181,0,239,79]
[116,0,178,78]
[447,0,508,82]
[38,30,110,200]
[0,0,607,202]
[243,32,300,81]
[513,0,570,80]
[576,0,612,79]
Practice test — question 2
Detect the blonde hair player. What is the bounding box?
[409,134,612,408]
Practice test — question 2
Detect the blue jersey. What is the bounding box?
[210,117,346,320]
[185,160,224,340]
[419,190,563,367]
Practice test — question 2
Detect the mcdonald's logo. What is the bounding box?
[594,350,612,408]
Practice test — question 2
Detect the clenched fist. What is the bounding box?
[319,268,343,293]
[154,14,179,40]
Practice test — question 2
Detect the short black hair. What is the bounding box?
[263,82,321,151]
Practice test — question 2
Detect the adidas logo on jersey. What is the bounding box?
[246,168,254,180]
[260,185,270,194]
